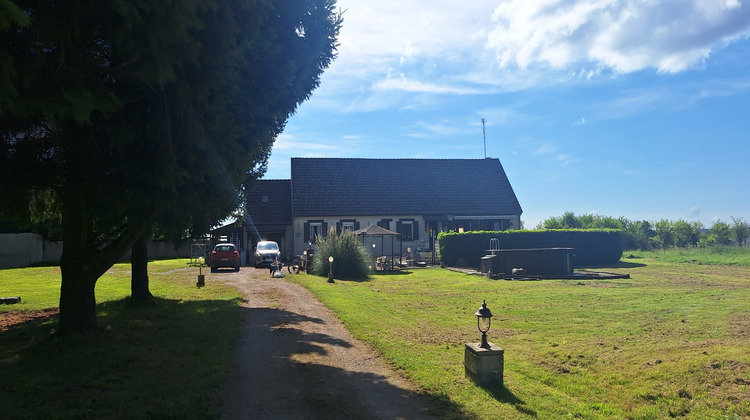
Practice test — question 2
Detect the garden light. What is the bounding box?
[327,256,334,283]
[475,300,493,349]
[465,299,504,387]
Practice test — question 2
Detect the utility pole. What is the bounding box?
[481,118,486,158]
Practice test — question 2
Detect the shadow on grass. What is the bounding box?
[0,297,242,419]
[607,260,647,269]
[222,304,479,419]
[485,384,538,417]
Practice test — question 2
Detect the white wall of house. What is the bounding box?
[290,213,521,258]
[292,215,430,257]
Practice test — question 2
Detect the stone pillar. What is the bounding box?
[464,342,504,387]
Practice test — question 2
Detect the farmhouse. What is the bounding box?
[215,157,522,262]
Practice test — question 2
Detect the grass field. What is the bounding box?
[626,245,750,267]
[1,250,749,419]
[290,254,750,419]
[0,260,242,419]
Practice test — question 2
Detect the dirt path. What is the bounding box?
[218,268,434,419]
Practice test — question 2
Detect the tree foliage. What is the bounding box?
[1,0,341,331]
[708,221,732,246]
[540,212,746,251]
[731,217,749,247]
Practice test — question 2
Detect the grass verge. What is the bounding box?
[289,257,750,419]
[0,259,242,419]
[626,245,750,266]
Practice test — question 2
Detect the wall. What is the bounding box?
[0,233,44,268]
[0,234,190,268]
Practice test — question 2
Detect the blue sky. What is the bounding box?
[262,0,750,229]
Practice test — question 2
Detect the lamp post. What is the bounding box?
[465,299,504,387]
[327,256,334,283]
[196,257,205,288]
[475,300,493,349]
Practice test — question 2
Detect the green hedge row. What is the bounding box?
[437,229,623,267]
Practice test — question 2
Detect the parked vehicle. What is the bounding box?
[254,241,281,268]
[211,243,240,272]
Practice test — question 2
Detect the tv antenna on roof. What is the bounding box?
[481,118,487,159]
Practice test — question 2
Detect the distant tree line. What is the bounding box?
[538,212,750,250]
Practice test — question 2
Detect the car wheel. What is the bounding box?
[211,265,217,273]
[235,266,240,272]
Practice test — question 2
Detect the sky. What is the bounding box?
[262,0,750,229]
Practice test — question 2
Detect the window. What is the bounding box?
[304,220,327,242]
[396,218,419,240]
[336,219,359,234]
[377,219,392,230]
[310,222,322,240]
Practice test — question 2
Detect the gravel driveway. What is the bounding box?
[218,268,433,419]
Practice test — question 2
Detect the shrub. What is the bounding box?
[311,228,372,280]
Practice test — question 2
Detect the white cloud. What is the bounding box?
[273,132,343,154]
[374,72,483,95]
[334,1,492,66]
[305,0,750,113]
[594,77,750,119]
[478,106,530,126]
[487,0,750,74]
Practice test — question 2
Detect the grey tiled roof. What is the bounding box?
[245,179,292,225]
[291,158,522,217]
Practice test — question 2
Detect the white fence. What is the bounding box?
[0,233,190,269]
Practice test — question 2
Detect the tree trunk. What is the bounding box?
[58,177,98,333]
[131,235,153,301]
[57,167,149,333]
[59,256,99,332]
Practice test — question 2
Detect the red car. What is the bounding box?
[210,243,240,272]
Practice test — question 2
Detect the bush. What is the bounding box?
[311,229,372,280]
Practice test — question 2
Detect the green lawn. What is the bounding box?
[626,245,750,267]
[290,257,750,419]
[0,260,242,420]
[2,254,749,419]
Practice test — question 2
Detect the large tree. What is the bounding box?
[1,0,341,332]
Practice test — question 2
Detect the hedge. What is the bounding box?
[438,229,623,268]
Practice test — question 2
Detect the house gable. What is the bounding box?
[245,179,292,226]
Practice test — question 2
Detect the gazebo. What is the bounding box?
[351,225,402,270]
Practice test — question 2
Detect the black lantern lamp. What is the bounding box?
[475,300,493,349]
[327,256,334,283]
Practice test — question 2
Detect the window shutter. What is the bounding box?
[336,222,342,235]
[304,222,310,243]
[322,222,328,237]
[354,221,360,230]
[413,220,420,240]
[396,221,402,236]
